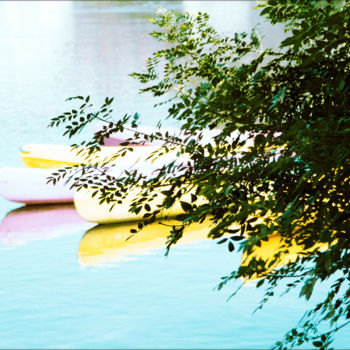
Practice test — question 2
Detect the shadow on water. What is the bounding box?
[0,203,95,246]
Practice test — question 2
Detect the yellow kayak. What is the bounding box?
[78,217,213,266]
[20,143,175,169]
[74,185,204,224]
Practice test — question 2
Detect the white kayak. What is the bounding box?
[73,183,203,224]
[94,123,225,146]
[0,167,74,204]
[20,143,181,169]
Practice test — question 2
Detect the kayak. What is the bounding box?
[78,217,213,266]
[94,123,223,146]
[73,184,203,224]
[20,143,178,169]
[0,203,95,245]
[0,167,73,204]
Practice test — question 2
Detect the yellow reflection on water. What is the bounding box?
[78,218,215,266]
[242,233,328,281]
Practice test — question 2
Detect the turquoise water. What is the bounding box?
[0,1,348,348]
[0,209,332,349]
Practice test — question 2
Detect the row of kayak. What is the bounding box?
[1,125,212,224]
[0,125,223,266]
[1,124,250,224]
[0,125,317,277]
[2,143,194,223]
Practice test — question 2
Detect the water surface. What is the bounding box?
[0,1,348,348]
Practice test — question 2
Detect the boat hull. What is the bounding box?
[20,144,177,169]
[95,123,221,146]
[73,186,198,224]
[0,167,74,204]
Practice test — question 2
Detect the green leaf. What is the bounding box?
[217,238,227,244]
[225,185,233,195]
[231,236,244,241]
[228,242,235,252]
[256,279,264,287]
[180,201,193,213]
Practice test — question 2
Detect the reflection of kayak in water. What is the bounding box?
[241,233,327,281]
[78,218,214,266]
[0,167,74,204]
[0,204,95,245]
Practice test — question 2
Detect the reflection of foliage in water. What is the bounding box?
[49,1,350,348]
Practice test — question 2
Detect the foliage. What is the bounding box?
[48,0,350,348]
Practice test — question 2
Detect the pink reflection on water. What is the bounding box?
[0,204,95,245]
